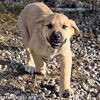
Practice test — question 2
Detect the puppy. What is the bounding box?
[18,2,79,98]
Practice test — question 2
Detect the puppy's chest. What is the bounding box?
[33,41,58,59]
[41,48,58,59]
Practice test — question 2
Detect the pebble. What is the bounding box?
[0,65,3,72]
[48,78,55,85]
[10,94,16,99]
[82,83,89,92]
[18,76,23,80]
[92,97,96,100]
[4,93,10,96]
[5,31,9,34]
[25,66,35,74]
[47,98,52,100]
[45,90,51,96]
[38,92,45,98]
[50,93,56,98]
[21,86,25,91]
[87,79,95,87]
[14,90,20,95]
[55,85,60,92]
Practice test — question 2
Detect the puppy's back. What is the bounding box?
[19,2,53,22]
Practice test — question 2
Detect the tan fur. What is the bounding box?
[18,2,79,97]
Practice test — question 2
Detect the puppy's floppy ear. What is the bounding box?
[35,15,47,23]
[70,19,80,34]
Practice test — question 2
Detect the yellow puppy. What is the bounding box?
[18,2,79,98]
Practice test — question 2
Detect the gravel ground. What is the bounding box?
[45,0,100,8]
[0,13,100,100]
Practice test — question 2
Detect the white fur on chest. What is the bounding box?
[38,46,58,59]
[43,48,58,59]
[48,49,58,59]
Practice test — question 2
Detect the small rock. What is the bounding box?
[87,79,95,87]
[50,93,56,98]
[5,31,9,34]
[10,94,16,99]
[55,85,59,92]
[4,93,10,96]
[87,93,91,100]
[43,87,47,91]
[14,90,20,95]
[3,79,7,82]
[38,89,42,93]
[18,76,23,80]
[46,69,51,74]
[82,83,89,92]
[0,19,4,23]
[48,78,55,85]
[38,92,45,98]
[92,97,96,100]
[25,66,35,74]
[21,86,25,91]
[40,81,46,88]
[74,94,80,100]
[0,65,3,72]
[45,90,51,96]
[47,98,52,100]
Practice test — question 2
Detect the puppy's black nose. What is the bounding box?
[51,31,62,41]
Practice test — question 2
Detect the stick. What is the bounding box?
[51,7,100,12]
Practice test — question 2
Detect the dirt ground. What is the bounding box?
[0,12,100,100]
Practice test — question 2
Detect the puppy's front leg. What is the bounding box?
[25,48,36,74]
[60,52,73,98]
[31,51,46,75]
[26,48,35,67]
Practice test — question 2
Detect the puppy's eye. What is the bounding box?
[62,25,67,29]
[47,24,53,29]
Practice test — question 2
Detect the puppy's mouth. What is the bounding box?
[46,38,67,49]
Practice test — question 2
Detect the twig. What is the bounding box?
[51,7,100,12]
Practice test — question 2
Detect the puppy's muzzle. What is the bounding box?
[51,31,62,42]
[47,31,67,49]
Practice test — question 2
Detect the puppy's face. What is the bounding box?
[36,13,79,49]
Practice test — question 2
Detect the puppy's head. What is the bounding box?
[36,13,79,49]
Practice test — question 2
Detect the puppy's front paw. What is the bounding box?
[62,89,74,99]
